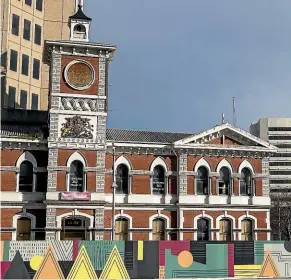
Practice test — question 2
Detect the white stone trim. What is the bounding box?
[238,213,258,240]
[114,156,132,194]
[238,160,255,173]
[15,152,37,192]
[64,60,95,90]
[216,159,233,173]
[149,214,170,240]
[114,213,133,240]
[150,157,168,171]
[56,210,94,240]
[66,152,87,192]
[194,158,211,172]
[12,212,36,240]
[193,214,214,240]
[215,213,236,241]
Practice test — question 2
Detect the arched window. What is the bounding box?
[218,167,231,195]
[196,166,209,195]
[60,217,89,240]
[152,165,165,195]
[17,217,31,240]
[116,164,129,194]
[73,24,86,39]
[197,218,210,241]
[69,160,85,192]
[240,168,252,196]
[152,218,165,240]
[19,161,33,192]
[241,219,253,241]
[115,218,129,240]
[219,219,232,241]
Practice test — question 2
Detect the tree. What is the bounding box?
[271,193,291,241]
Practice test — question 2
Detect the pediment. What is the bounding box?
[174,122,276,150]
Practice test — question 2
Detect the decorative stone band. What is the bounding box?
[253,173,269,178]
[48,141,106,150]
[60,97,98,112]
[47,166,70,172]
[0,166,46,172]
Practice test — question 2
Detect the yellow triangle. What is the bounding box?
[259,249,280,277]
[100,245,130,280]
[33,244,64,279]
[67,245,97,280]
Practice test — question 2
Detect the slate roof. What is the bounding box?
[106,128,194,144]
[69,5,92,21]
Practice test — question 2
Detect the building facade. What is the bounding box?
[250,118,291,239]
[1,0,77,111]
[0,7,277,242]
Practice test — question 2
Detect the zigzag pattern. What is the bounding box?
[61,98,97,112]
[51,241,73,261]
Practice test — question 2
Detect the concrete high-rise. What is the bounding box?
[1,0,79,111]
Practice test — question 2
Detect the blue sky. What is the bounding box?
[85,0,291,133]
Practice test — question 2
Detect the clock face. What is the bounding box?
[64,60,95,90]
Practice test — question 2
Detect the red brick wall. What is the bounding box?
[1,209,21,227]
[1,233,12,240]
[60,55,99,95]
[58,150,96,167]
[1,171,16,191]
[207,136,242,146]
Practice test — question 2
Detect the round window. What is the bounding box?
[64,60,95,90]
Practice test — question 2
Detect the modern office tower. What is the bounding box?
[1,0,77,111]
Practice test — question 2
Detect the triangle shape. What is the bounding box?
[59,261,74,278]
[100,245,130,280]
[259,249,280,277]
[33,244,64,279]
[67,245,97,280]
[4,251,30,279]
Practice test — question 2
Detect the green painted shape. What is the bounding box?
[3,241,10,261]
[206,244,228,277]
[254,241,266,265]
[78,240,125,270]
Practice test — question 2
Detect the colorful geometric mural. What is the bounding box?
[0,241,290,279]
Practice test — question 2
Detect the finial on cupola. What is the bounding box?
[69,2,92,42]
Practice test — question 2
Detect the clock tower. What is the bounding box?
[44,5,116,240]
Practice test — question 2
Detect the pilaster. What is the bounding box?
[47,149,58,192]
[94,207,104,240]
[262,157,270,196]
[45,208,56,240]
[179,153,187,195]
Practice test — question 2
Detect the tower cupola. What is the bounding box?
[69,4,92,42]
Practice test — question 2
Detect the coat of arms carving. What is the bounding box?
[61,115,93,139]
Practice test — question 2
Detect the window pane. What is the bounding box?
[12,14,19,36]
[116,164,129,194]
[21,54,29,75]
[20,90,27,109]
[69,160,84,192]
[241,220,253,241]
[36,0,43,11]
[25,0,32,5]
[33,58,40,79]
[115,218,128,240]
[10,50,18,71]
[31,93,38,110]
[153,166,165,194]
[197,218,209,241]
[19,161,33,192]
[23,19,31,40]
[17,218,31,241]
[34,24,41,45]
[219,219,232,241]
[8,86,16,108]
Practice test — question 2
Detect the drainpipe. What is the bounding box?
[171,145,181,240]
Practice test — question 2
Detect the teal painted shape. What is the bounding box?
[3,241,10,261]
[165,244,229,278]
[254,241,266,265]
[78,240,125,270]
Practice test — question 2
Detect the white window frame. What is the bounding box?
[114,213,133,240]
[16,151,37,192]
[150,157,168,195]
[194,158,212,195]
[193,213,214,240]
[238,214,258,240]
[238,160,255,196]
[12,212,36,240]
[149,213,170,240]
[216,159,233,196]
[56,209,93,240]
[114,156,132,194]
[66,152,87,192]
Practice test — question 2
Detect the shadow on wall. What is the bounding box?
[1,241,291,279]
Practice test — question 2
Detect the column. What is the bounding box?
[96,150,106,193]
[45,208,56,240]
[179,154,188,195]
[94,208,104,240]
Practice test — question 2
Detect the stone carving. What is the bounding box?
[61,98,97,112]
[61,115,93,139]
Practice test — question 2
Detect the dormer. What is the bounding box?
[69,4,92,42]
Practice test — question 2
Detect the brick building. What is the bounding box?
[0,6,277,241]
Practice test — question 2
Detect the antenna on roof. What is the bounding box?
[222,113,226,124]
[233,96,236,127]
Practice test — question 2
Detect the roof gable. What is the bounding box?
[174,122,276,150]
